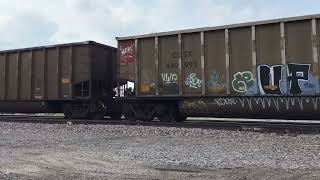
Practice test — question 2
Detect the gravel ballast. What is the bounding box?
[0,121,320,179]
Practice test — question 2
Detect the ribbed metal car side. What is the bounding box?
[0,41,117,115]
[117,14,320,120]
[118,14,320,97]
[0,41,116,101]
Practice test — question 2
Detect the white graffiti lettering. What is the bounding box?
[185,73,202,89]
[120,44,134,57]
[161,73,178,84]
[214,98,237,107]
[237,97,320,112]
[210,97,320,112]
[211,97,320,112]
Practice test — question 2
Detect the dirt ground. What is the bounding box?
[1,122,320,179]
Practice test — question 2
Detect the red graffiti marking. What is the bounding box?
[119,41,135,64]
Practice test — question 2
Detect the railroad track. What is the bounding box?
[0,115,320,134]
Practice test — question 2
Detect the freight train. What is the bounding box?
[0,14,320,121]
[0,41,121,120]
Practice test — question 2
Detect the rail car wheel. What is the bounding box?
[158,106,176,122]
[88,101,105,120]
[140,114,154,122]
[90,112,105,120]
[158,111,176,122]
[123,104,135,121]
[111,113,123,120]
[137,104,154,122]
[63,103,73,119]
[175,114,187,122]
[124,111,135,121]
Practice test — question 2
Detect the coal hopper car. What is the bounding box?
[116,14,320,121]
[0,41,120,119]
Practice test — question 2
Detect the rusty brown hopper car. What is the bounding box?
[117,14,320,121]
[0,41,119,119]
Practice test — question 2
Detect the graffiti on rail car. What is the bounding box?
[257,63,316,95]
[185,73,202,89]
[236,97,320,111]
[287,63,311,95]
[232,71,255,93]
[140,80,156,94]
[119,40,135,64]
[182,100,208,110]
[160,72,179,94]
[182,97,320,113]
[208,71,226,93]
[257,65,283,95]
[228,63,317,95]
[214,98,237,107]
[161,73,178,84]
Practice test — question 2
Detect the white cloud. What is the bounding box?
[0,0,318,49]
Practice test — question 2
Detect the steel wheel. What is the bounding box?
[158,108,176,122]
[63,103,73,119]
[111,113,123,120]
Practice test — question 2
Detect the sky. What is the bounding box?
[0,0,319,49]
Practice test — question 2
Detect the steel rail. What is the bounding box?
[0,115,320,134]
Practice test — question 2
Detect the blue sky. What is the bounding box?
[0,0,319,49]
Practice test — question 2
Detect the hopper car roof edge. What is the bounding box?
[0,41,116,54]
[116,13,320,40]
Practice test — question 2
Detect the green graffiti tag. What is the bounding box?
[182,100,208,110]
[232,71,254,93]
